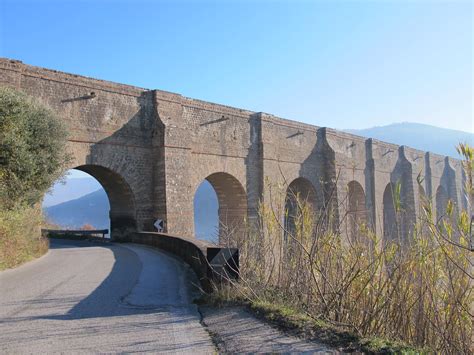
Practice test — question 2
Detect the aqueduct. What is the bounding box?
[0,58,467,242]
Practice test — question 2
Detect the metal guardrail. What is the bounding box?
[42,229,109,239]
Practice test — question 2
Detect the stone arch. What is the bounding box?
[74,164,137,241]
[347,181,368,240]
[196,172,247,243]
[284,177,318,237]
[436,185,449,222]
[383,183,399,241]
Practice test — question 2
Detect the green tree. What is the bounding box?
[0,87,69,209]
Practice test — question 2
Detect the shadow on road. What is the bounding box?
[43,239,190,321]
[49,239,138,319]
[1,238,199,327]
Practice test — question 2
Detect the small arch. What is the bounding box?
[347,181,368,240]
[436,185,449,222]
[284,177,318,237]
[194,180,219,242]
[194,172,247,244]
[383,183,399,241]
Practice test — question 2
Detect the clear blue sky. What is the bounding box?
[1,0,472,132]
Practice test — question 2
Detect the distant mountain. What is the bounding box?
[345,123,473,158]
[43,177,102,207]
[44,178,219,243]
[44,189,110,231]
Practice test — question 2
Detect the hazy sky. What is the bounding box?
[1,0,472,133]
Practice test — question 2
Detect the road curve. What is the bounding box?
[0,239,215,354]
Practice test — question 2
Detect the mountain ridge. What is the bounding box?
[347,122,471,135]
[345,122,473,158]
[44,189,110,230]
[43,177,102,207]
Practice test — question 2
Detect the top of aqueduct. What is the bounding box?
[0,57,442,155]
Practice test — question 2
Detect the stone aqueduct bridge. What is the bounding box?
[0,59,467,242]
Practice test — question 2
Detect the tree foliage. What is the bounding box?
[0,87,69,209]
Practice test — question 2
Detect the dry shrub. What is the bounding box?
[220,179,473,353]
[80,224,96,231]
[0,205,48,270]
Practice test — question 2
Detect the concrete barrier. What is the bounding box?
[128,232,215,291]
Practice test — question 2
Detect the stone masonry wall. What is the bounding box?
[0,58,466,242]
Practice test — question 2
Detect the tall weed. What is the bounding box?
[220,178,473,353]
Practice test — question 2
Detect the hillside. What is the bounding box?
[44,180,219,243]
[44,189,110,230]
[345,122,473,158]
[43,177,103,207]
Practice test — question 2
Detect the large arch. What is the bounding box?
[383,183,399,241]
[435,185,449,223]
[194,172,247,244]
[74,164,137,241]
[347,181,368,240]
[284,177,318,238]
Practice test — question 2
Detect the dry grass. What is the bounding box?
[0,205,49,270]
[217,178,473,353]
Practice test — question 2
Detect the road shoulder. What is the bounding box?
[200,305,336,354]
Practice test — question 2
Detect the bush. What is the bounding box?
[218,170,473,353]
[0,87,69,209]
[0,86,69,268]
[0,205,48,269]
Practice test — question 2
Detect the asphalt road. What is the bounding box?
[0,239,215,354]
